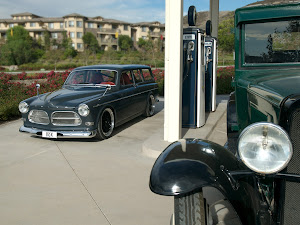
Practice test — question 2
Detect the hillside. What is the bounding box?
[183,0,299,29]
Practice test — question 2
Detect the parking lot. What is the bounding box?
[0,95,228,225]
[0,99,173,225]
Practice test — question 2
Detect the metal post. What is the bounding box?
[210,0,219,38]
[164,0,183,142]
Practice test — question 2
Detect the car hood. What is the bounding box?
[30,86,106,108]
[248,72,300,106]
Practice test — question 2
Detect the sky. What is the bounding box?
[0,0,260,23]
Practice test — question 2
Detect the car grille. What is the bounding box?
[283,109,300,225]
[28,110,50,125]
[51,111,82,126]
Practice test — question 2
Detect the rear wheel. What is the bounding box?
[173,189,242,225]
[144,94,155,117]
[95,108,114,140]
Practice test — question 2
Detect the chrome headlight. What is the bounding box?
[18,102,29,114]
[238,122,292,174]
[78,104,90,117]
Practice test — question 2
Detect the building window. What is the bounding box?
[51,33,58,39]
[70,32,75,38]
[30,22,36,27]
[69,21,74,27]
[88,22,93,28]
[60,22,64,29]
[65,21,67,28]
[48,23,54,29]
[72,43,75,48]
[77,43,83,49]
[9,24,14,28]
[77,32,83,38]
[142,36,147,40]
[76,21,82,27]
[142,26,147,32]
[124,25,128,31]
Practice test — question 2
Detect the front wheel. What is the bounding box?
[95,108,115,140]
[174,192,206,225]
[174,190,242,225]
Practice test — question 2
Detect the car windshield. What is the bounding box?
[64,69,117,86]
[244,19,300,64]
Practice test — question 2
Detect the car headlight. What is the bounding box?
[238,122,292,174]
[78,104,90,117]
[19,102,29,114]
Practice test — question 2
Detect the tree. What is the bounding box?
[82,32,99,53]
[0,26,40,65]
[118,35,133,51]
[61,31,77,58]
[218,16,235,53]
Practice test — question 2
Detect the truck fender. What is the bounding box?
[150,138,254,197]
[149,138,262,225]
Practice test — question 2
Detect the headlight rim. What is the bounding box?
[19,101,29,114]
[238,122,293,175]
[78,103,90,117]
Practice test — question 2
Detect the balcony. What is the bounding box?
[149,31,165,38]
[99,38,118,45]
[98,28,118,34]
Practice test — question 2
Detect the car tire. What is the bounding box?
[174,191,242,225]
[95,108,115,140]
[144,94,155,117]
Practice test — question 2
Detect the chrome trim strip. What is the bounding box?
[94,87,159,108]
[19,126,97,138]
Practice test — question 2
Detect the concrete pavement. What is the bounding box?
[0,96,228,225]
[142,95,229,158]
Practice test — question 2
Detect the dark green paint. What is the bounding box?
[234,2,300,132]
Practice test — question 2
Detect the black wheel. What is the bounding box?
[188,6,197,26]
[206,20,212,36]
[144,94,155,117]
[95,108,115,140]
[174,190,242,225]
[174,192,206,225]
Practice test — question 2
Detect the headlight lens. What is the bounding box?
[78,104,90,117]
[238,122,292,174]
[18,102,29,113]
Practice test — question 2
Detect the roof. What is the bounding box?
[74,64,151,71]
[11,12,41,17]
[235,2,300,26]
[63,13,87,18]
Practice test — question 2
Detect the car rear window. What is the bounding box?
[141,69,154,81]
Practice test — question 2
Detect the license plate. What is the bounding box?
[42,131,57,138]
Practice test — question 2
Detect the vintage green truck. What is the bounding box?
[150,2,300,225]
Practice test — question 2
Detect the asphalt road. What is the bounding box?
[0,99,173,225]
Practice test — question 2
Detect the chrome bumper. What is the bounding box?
[19,126,97,138]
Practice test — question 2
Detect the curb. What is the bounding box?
[142,100,227,158]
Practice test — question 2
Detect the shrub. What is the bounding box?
[216,66,235,94]
[0,70,71,121]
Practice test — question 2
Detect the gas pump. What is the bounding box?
[182,6,206,128]
[205,20,217,112]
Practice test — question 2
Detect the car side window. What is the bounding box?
[120,70,133,86]
[141,69,154,82]
[132,69,143,84]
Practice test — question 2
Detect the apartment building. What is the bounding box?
[0,12,165,51]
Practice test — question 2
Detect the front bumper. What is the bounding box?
[19,126,97,138]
